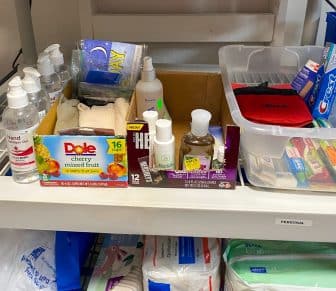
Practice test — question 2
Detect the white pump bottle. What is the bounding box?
[136,56,164,118]
[3,76,39,183]
[44,44,71,87]
[22,67,51,121]
[37,52,63,105]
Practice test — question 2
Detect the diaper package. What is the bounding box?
[0,229,56,291]
[87,234,143,291]
[224,239,336,291]
[142,236,221,291]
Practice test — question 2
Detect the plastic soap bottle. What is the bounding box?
[37,52,63,105]
[22,67,51,121]
[3,76,39,183]
[179,109,215,171]
[44,44,71,87]
[143,110,158,168]
[153,119,175,170]
[136,56,164,118]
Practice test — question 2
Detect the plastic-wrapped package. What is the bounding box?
[88,234,143,291]
[142,236,221,291]
[0,229,56,291]
[224,239,336,291]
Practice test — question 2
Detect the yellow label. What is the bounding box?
[62,168,102,175]
[184,157,201,171]
[107,138,126,154]
[127,124,144,131]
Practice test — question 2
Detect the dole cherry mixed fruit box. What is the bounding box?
[34,103,128,187]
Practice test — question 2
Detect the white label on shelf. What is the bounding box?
[275,218,312,227]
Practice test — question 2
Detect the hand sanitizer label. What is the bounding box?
[6,125,38,172]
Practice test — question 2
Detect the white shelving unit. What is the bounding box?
[1,175,336,242]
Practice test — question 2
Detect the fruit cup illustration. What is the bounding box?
[99,162,127,180]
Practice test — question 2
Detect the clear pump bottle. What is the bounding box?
[22,67,51,121]
[45,44,71,87]
[179,109,215,171]
[3,76,39,183]
[37,52,63,105]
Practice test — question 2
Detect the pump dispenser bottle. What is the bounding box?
[37,52,62,104]
[136,56,164,118]
[179,109,215,171]
[44,44,71,87]
[22,67,51,121]
[3,76,39,183]
[154,119,175,170]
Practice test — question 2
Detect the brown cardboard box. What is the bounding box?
[127,70,240,189]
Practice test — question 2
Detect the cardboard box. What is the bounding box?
[127,71,240,189]
[34,100,128,187]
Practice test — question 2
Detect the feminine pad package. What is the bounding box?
[224,239,336,291]
[80,40,145,88]
[87,234,143,291]
[142,236,221,291]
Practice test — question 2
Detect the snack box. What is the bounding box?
[127,70,240,189]
[34,99,128,187]
[219,45,336,192]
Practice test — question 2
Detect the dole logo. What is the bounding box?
[319,74,336,114]
[64,142,96,155]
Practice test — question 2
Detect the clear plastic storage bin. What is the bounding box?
[219,45,336,192]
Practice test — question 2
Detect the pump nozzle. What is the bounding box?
[7,76,28,108]
[45,44,64,66]
[191,109,212,137]
[141,56,156,81]
[22,67,42,93]
[37,52,55,76]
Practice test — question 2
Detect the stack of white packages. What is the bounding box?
[142,236,221,291]
[88,234,143,291]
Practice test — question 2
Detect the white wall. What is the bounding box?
[0,0,21,77]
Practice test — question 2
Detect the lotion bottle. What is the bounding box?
[179,109,215,171]
[153,119,175,170]
[136,56,164,118]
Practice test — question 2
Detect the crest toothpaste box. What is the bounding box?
[312,43,336,119]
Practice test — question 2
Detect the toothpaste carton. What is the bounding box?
[307,44,331,109]
[291,60,319,101]
[312,43,336,119]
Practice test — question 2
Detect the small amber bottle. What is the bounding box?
[179,109,215,171]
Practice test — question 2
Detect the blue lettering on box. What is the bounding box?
[250,267,267,273]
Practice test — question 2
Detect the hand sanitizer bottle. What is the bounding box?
[37,52,63,105]
[136,56,164,118]
[179,109,215,171]
[3,76,39,183]
[44,44,71,87]
[22,67,51,121]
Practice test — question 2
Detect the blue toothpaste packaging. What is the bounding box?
[80,40,144,88]
[312,43,336,119]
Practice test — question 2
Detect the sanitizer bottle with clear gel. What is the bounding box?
[44,44,71,87]
[37,52,63,105]
[136,56,164,118]
[3,76,39,183]
[22,67,51,121]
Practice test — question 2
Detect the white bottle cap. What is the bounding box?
[155,119,172,142]
[7,76,29,108]
[217,146,225,163]
[141,56,155,81]
[191,109,212,137]
[143,110,158,133]
[22,67,41,93]
[45,43,64,66]
[37,52,55,76]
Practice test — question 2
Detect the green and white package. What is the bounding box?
[224,240,336,291]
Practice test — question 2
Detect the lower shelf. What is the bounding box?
[0,176,336,242]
